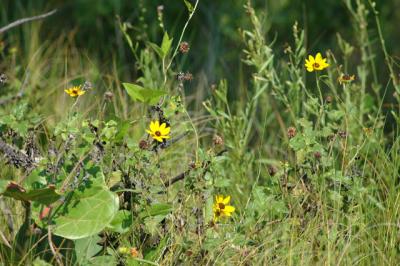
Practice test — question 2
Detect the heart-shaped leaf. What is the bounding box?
[53,185,119,240]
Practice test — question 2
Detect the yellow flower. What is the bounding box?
[64,85,85,97]
[305,52,329,72]
[213,195,235,222]
[338,74,355,85]
[146,120,170,142]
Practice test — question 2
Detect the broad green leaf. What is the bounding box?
[53,185,119,239]
[107,210,132,234]
[161,32,173,58]
[1,181,61,205]
[139,89,167,105]
[74,235,102,263]
[123,83,166,105]
[123,83,145,102]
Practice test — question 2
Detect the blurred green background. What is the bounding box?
[1,0,399,87]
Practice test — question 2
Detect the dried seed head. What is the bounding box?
[268,165,277,176]
[325,95,333,104]
[82,81,92,91]
[104,91,114,100]
[314,151,321,160]
[177,72,185,81]
[184,72,193,81]
[139,140,149,150]
[327,134,335,142]
[287,127,297,139]
[0,73,7,85]
[283,43,292,54]
[189,161,196,169]
[338,130,347,139]
[213,134,224,146]
[179,41,190,53]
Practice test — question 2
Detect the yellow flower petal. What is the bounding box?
[223,196,231,205]
[224,205,235,213]
[154,136,164,142]
[315,53,322,62]
[149,121,156,132]
[216,195,224,203]
[308,55,315,63]
[161,127,170,135]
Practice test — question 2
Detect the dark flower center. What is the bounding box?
[313,63,320,68]
[72,89,78,94]
[155,131,161,136]
[218,203,225,209]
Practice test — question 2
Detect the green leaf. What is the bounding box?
[107,210,132,234]
[161,32,173,58]
[123,83,166,105]
[148,42,163,59]
[74,235,102,263]
[53,185,119,240]
[183,0,194,13]
[0,179,8,194]
[123,83,145,102]
[140,203,172,219]
[33,258,53,266]
[87,256,117,266]
[289,135,306,151]
[1,181,61,205]
[144,236,167,262]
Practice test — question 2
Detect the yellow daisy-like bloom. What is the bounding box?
[213,195,235,222]
[146,120,170,142]
[305,53,329,72]
[64,85,85,97]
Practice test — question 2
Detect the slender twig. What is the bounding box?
[0,197,14,233]
[48,226,64,266]
[164,0,200,80]
[0,228,11,248]
[0,9,57,34]
[163,149,227,188]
